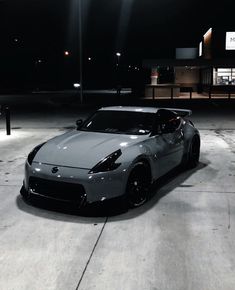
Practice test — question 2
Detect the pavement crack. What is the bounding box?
[174,189,235,194]
[75,216,108,290]
[226,196,231,230]
[0,184,21,187]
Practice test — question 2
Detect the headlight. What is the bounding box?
[89,149,122,174]
[27,143,45,165]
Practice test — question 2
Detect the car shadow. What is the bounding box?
[16,195,107,224]
[113,160,208,221]
[16,157,208,223]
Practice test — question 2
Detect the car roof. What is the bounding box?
[99,106,192,117]
[99,106,159,113]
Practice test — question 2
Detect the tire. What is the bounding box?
[183,136,200,169]
[20,185,30,201]
[126,162,151,208]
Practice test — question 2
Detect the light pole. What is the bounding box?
[78,0,83,104]
[116,52,121,66]
[116,52,122,100]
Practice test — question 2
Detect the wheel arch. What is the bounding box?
[129,155,152,183]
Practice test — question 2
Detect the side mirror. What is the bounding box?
[76,119,83,129]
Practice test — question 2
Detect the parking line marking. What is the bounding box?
[75,216,108,290]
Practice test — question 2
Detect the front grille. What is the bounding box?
[29,177,86,204]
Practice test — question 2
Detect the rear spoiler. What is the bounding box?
[163,108,192,117]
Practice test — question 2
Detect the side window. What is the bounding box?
[157,109,181,133]
[168,115,181,130]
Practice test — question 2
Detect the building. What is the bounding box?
[143,28,235,98]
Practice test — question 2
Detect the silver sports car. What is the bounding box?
[20,106,200,208]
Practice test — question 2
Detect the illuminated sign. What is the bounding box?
[226,32,235,50]
[199,41,202,56]
[204,28,212,38]
[203,28,212,59]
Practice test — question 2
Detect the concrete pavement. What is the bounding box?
[79,129,235,290]
[0,98,235,290]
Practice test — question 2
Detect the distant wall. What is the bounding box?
[175,67,200,91]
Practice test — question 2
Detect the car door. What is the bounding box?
[147,110,177,179]
[147,109,185,180]
[150,133,172,178]
[158,109,184,170]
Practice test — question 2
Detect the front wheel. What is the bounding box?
[126,162,151,208]
[20,185,30,201]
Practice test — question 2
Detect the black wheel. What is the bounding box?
[187,136,200,169]
[20,185,30,200]
[126,162,151,208]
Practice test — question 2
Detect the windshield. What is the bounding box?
[80,111,155,135]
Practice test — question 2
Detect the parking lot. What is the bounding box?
[0,98,235,290]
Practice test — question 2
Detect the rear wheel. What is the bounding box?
[126,162,151,208]
[182,136,200,169]
[188,137,200,168]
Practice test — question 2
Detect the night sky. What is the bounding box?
[0,0,234,89]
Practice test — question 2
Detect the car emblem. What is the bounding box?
[51,167,59,174]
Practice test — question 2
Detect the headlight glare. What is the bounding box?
[89,149,122,174]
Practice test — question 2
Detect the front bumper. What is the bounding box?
[22,161,128,205]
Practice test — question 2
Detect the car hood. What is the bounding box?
[34,130,147,169]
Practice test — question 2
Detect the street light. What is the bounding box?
[73,83,80,88]
[116,52,121,66]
